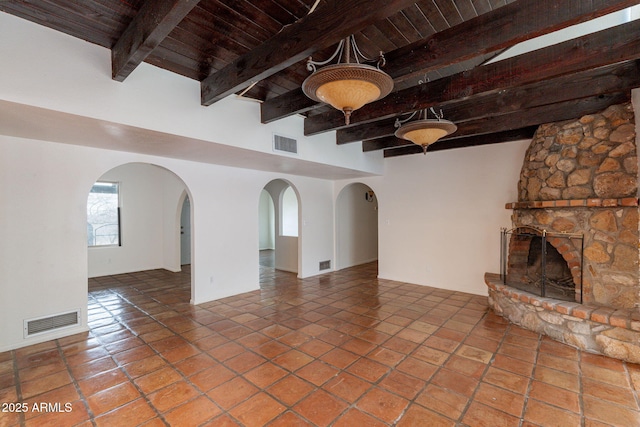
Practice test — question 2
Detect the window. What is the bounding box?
[87,182,120,246]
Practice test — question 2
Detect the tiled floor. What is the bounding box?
[1,262,640,426]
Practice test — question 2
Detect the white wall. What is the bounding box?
[0,12,383,177]
[336,183,379,269]
[88,163,187,277]
[0,137,337,351]
[258,190,275,250]
[281,187,299,237]
[335,140,530,296]
[0,9,532,352]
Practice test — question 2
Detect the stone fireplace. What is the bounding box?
[504,228,580,303]
[486,102,640,362]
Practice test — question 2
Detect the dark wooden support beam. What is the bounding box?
[363,135,409,152]
[261,0,638,123]
[200,0,417,106]
[381,127,539,157]
[112,0,200,82]
[260,89,320,123]
[339,60,640,144]
[337,118,398,144]
[382,92,631,157]
[305,18,640,135]
[384,0,640,85]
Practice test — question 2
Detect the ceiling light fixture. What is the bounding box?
[394,108,457,154]
[302,35,393,125]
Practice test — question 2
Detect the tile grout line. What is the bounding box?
[96,275,219,426]
[55,340,98,427]
[11,264,640,426]
[11,349,25,427]
[623,362,640,414]
[90,288,171,425]
[449,309,515,426]
[516,325,542,427]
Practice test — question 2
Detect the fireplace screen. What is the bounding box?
[500,227,583,303]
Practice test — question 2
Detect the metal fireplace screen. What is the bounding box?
[500,226,584,303]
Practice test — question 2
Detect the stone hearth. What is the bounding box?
[487,102,640,362]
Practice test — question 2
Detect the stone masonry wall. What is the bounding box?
[518,103,637,202]
[486,274,640,364]
[511,103,639,309]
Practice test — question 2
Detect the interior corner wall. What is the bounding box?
[362,140,530,296]
[88,163,187,277]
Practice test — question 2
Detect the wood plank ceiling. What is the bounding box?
[1,0,639,157]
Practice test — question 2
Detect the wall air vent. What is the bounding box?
[319,260,331,270]
[273,134,298,154]
[24,310,80,337]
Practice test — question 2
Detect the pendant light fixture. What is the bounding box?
[302,35,393,125]
[394,108,457,154]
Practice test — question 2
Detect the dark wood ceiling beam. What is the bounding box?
[384,0,640,85]
[338,60,640,144]
[200,0,418,106]
[380,92,631,157]
[112,0,200,82]
[261,0,639,123]
[379,127,539,157]
[305,18,640,135]
[260,89,319,123]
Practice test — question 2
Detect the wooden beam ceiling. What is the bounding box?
[304,18,640,136]
[339,60,640,144]
[199,0,418,106]
[260,0,640,123]
[5,0,640,161]
[112,0,200,82]
[380,127,539,157]
[381,92,631,157]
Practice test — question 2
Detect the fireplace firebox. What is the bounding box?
[500,226,583,303]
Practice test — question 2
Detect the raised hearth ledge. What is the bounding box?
[505,197,638,210]
[485,273,640,363]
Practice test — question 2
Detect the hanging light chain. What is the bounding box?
[306,39,345,72]
[395,107,448,129]
[306,35,387,72]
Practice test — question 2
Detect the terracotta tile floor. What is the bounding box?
[2,262,640,426]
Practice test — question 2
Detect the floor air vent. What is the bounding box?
[273,134,297,154]
[319,260,331,270]
[25,310,79,337]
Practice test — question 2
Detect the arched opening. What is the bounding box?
[281,186,298,237]
[258,189,275,267]
[260,179,301,275]
[87,162,193,303]
[336,183,379,271]
[180,194,191,266]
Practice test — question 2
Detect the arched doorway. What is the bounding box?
[180,194,191,266]
[258,189,275,267]
[260,179,301,274]
[336,183,379,270]
[87,162,193,302]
